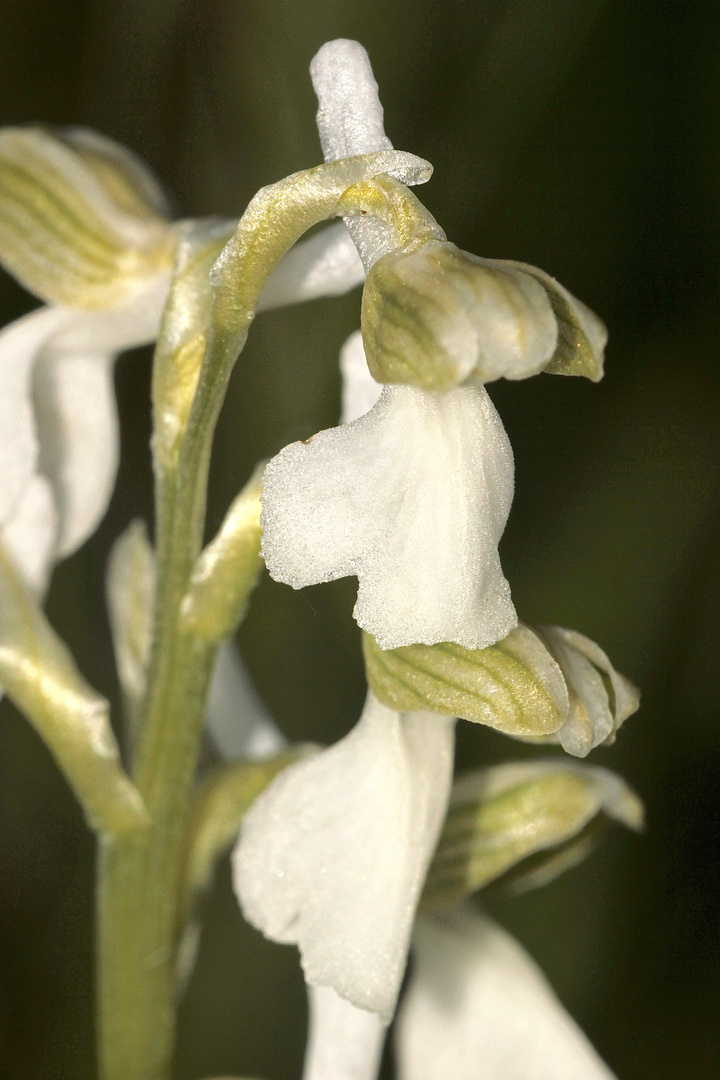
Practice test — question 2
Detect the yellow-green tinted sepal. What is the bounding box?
[151,218,235,471]
[0,127,174,308]
[499,260,607,381]
[421,761,643,913]
[361,242,558,390]
[362,624,568,738]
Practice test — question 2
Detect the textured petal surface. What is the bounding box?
[257,222,364,312]
[262,383,516,650]
[0,305,66,527]
[340,330,382,424]
[233,694,454,1021]
[304,984,386,1080]
[396,908,617,1080]
[205,641,286,761]
[0,475,58,597]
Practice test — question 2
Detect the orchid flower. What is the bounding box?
[0,128,364,604]
[260,40,606,652]
[396,906,618,1080]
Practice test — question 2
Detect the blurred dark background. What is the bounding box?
[0,1,719,1077]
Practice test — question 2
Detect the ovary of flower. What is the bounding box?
[232,692,455,1023]
[261,376,517,651]
[396,906,618,1080]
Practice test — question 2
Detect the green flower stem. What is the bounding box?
[96,341,227,1080]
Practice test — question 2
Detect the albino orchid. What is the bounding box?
[233,41,636,1080]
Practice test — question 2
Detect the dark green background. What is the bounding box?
[0,1,719,1077]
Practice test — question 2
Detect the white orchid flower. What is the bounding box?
[0,127,365,601]
[233,691,455,1023]
[261,40,608,651]
[396,906,617,1080]
[261,42,517,651]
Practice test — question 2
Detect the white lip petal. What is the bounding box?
[232,693,454,1022]
[396,907,617,1080]
[340,330,382,424]
[257,222,365,312]
[262,383,516,650]
[32,348,118,558]
[0,474,58,597]
[303,984,386,1080]
[0,305,67,528]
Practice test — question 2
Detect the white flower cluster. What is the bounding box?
[0,37,638,1080]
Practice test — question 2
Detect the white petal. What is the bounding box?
[310,40,394,162]
[257,223,365,312]
[233,693,454,1021]
[0,305,67,527]
[304,984,386,1080]
[262,383,516,650]
[396,908,617,1080]
[32,348,117,557]
[340,330,382,424]
[31,275,170,558]
[0,475,58,597]
[205,640,286,761]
